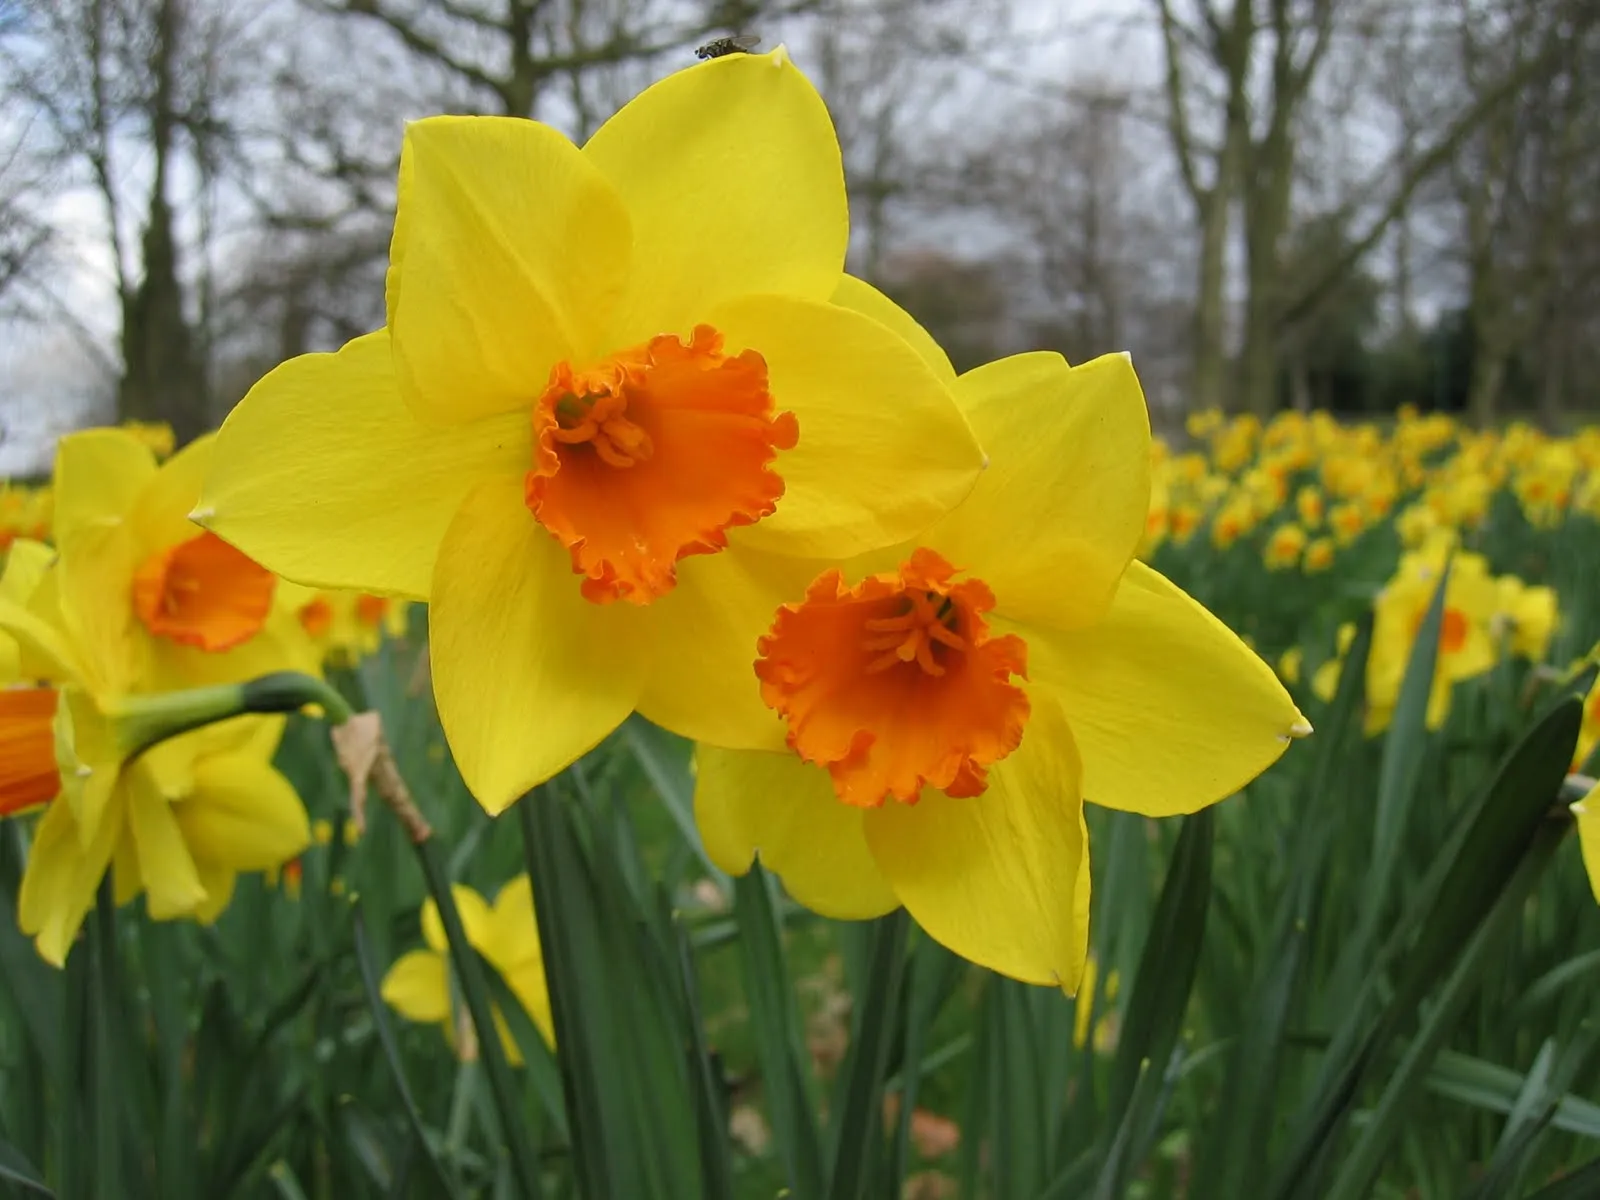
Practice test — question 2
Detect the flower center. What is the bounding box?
[525,325,799,606]
[1411,605,1470,656]
[356,594,391,628]
[132,531,277,652]
[299,596,334,639]
[756,548,1031,807]
[0,687,61,817]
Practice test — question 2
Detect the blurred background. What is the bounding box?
[0,0,1596,478]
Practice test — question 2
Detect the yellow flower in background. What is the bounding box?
[0,484,52,550]
[1574,669,1599,771]
[46,430,318,694]
[1575,783,1600,907]
[284,585,412,667]
[1363,546,1499,734]
[1263,523,1307,571]
[1295,485,1324,529]
[199,52,984,814]
[0,433,325,964]
[1302,537,1335,573]
[26,715,311,956]
[382,876,553,1061]
[1493,576,1558,662]
[1329,502,1367,546]
[119,419,177,460]
[696,349,1307,989]
[1278,646,1303,686]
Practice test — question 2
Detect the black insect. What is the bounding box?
[696,33,761,59]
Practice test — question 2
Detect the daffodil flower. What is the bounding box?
[198,52,983,813]
[0,520,322,964]
[696,344,1308,989]
[1575,781,1600,906]
[381,876,553,1061]
[280,584,412,668]
[16,712,311,965]
[1315,540,1502,734]
[45,429,318,694]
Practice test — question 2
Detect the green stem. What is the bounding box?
[118,671,353,762]
[239,671,354,725]
[413,833,542,1197]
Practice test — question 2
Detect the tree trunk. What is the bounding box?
[116,0,208,443]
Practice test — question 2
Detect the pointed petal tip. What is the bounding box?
[188,505,215,523]
[1289,718,1314,739]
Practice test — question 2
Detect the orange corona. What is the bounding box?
[525,325,798,605]
[756,548,1030,807]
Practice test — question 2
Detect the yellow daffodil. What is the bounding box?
[198,52,983,814]
[1574,670,1599,771]
[0,508,323,964]
[382,876,553,1061]
[1302,537,1335,573]
[696,349,1308,990]
[1574,782,1600,906]
[0,484,51,550]
[1264,523,1307,571]
[282,584,411,667]
[1323,545,1500,735]
[47,429,318,694]
[1295,485,1324,529]
[1492,575,1558,662]
[1278,646,1303,686]
[22,714,310,962]
[118,419,177,460]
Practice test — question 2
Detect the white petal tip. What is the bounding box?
[1289,719,1314,739]
[76,764,93,778]
[771,43,791,66]
[188,505,215,523]
[1573,800,1589,816]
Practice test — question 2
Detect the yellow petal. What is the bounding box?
[584,51,845,346]
[381,949,452,1024]
[124,758,208,919]
[176,752,311,873]
[202,331,527,599]
[830,274,956,386]
[52,429,155,545]
[429,474,653,814]
[421,885,494,955]
[389,116,630,423]
[693,745,899,920]
[862,697,1090,990]
[1022,561,1306,816]
[0,595,86,684]
[481,875,539,966]
[929,353,1151,631]
[708,293,983,558]
[133,434,215,553]
[55,521,142,696]
[639,547,816,751]
[19,794,122,967]
[503,960,556,1049]
[1576,785,1600,906]
[0,539,54,604]
[191,862,238,925]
